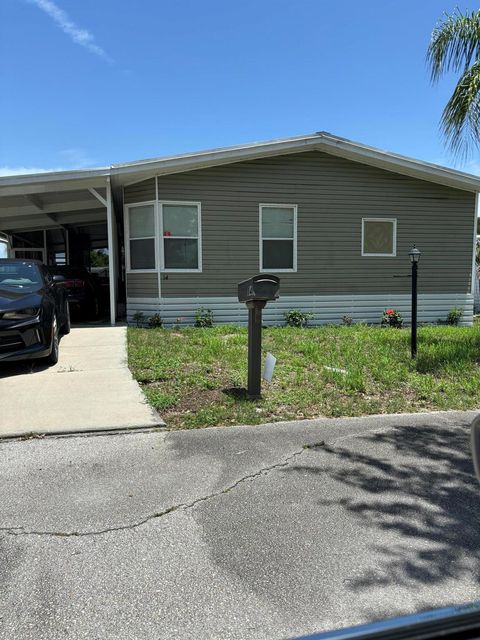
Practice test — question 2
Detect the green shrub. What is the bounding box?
[194,307,214,328]
[148,313,163,328]
[447,307,463,326]
[132,311,145,327]
[381,308,403,328]
[284,309,313,328]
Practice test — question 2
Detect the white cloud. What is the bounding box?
[0,147,99,177]
[0,166,67,176]
[59,147,96,168]
[28,0,112,62]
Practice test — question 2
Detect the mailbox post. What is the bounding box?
[238,274,280,399]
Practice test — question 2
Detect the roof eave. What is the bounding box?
[1,132,479,194]
[110,134,480,192]
[0,167,110,188]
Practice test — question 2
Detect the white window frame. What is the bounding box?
[124,201,158,273]
[259,203,297,273]
[159,201,202,273]
[361,217,397,257]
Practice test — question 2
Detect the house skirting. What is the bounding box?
[127,293,474,327]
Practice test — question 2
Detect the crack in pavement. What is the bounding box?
[0,446,311,539]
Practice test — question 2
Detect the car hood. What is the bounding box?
[0,287,43,312]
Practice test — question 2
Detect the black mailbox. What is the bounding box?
[237,274,280,399]
[238,274,280,304]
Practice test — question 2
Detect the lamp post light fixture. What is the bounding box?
[409,245,421,358]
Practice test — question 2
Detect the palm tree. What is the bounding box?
[427,8,480,158]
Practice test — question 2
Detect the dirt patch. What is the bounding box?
[169,388,227,414]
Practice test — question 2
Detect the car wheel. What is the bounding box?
[46,314,59,365]
[61,302,71,335]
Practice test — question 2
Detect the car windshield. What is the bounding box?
[0,262,43,288]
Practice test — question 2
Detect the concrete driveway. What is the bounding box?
[0,410,478,639]
[0,325,162,436]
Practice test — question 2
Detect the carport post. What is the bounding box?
[106,177,117,326]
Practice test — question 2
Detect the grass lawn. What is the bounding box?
[127,323,480,430]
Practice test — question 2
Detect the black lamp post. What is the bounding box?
[409,245,421,358]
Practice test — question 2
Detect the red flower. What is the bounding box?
[386,309,395,315]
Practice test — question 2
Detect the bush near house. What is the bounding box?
[132,311,145,328]
[381,308,403,328]
[284,309,313,327]
[447,307,463,326]
[194,307,214,328]
[128,323,480,430]
[148,313,163,328]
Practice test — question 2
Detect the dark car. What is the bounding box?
[0,259,70,364]
[48,266,101,320]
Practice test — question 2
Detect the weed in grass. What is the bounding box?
[127,323,480,430]
[144,388,178,411]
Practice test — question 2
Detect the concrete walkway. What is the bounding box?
[0,325,163,437]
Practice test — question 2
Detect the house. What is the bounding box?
[0,132,478,326]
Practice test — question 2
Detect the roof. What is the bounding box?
[1,132,480,193]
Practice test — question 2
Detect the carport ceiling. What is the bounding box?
[0,183,108,232]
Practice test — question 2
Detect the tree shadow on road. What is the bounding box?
[286,421,480,593]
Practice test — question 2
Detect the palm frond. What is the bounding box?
[441,61,480,158]
[427,8,480,82]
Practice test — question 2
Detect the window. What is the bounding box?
[161,202,201,271]
[362,218,397,257]
[127,204,156,270]
[260,204,297,271]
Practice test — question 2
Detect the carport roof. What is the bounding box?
[1,132,480,193]
[0,166,109,186]
[0,170,110,233]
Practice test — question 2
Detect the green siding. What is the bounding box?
[124,151,475,297]
[126,272,158,298]
[124,178,156,204]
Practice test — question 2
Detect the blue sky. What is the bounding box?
[0,0,477,175]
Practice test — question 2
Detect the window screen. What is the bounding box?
[362,219,396,256]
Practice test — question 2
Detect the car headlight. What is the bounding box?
[2,308,40,320]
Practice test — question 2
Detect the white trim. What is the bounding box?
[106,177,116,325]
[159,200,202,273]
[155,177,161,298]
[124,200,157,273]
[473,193,479,296]
[259,203,297,273]
[109,132,480,193]
[3,133,480,193]
[361,217,397,257]
[88,187,107,208]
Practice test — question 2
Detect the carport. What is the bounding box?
[0,168,122,325]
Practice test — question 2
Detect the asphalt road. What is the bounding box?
[1,410,479,640]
